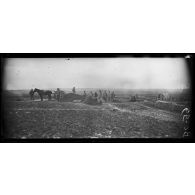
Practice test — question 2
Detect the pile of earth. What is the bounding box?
[155,100,185,112]
[143,100,186,113]
[83,96,102,105]
[61,93,85,102]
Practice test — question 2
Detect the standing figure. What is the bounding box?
[72,87,76,94]
[60,91,65,100]
[83,90,87,97]
[111,91,115,102]
[94,92,98,98]
[103,91,107,102]
[29,89,34,100]
[99,90,102,99]
[56,88,61,102]
[108,91,111,102]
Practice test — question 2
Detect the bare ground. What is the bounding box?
[3,100,183,138]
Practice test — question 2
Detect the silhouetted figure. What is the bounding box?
[157,93,164,100]
[103,91,107,102]
[29,89,34,100]
[108,91,111,102]
[99,90,102,99]
[94,92,98,98]
[83,90,87,97]
[56,88,60,102]
[130,95,136,102]
[111,91,115,101]
[72,87,76,94]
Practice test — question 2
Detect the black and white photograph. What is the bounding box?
[1,1,195,195]
[1,55,193,141]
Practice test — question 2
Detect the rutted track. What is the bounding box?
[107,103,180,122]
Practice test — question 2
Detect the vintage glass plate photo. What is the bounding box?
[1,54,193,142]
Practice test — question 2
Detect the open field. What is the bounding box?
[3,96,185,138]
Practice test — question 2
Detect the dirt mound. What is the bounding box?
[141,100,186,113]
[155,100,185,112]
[83,96,102,105]
[61,93,85,102]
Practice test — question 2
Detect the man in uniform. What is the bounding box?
[56,88,61,102]
[29,89,34,100]
[103,91,107,102]
[83,90,87,97]
[94,92,98,98]
[72,87,76,94]
[99,90,102,99]
[111,91,115,102]
[108,91,111,102]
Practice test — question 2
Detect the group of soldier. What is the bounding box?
[84,90,115,102]
[157,93,175,101]
[29,87,115,103]
[52,88,116,103]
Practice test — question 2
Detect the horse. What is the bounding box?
[33,88,52,101]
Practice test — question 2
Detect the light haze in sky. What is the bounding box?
[4,58,190,90]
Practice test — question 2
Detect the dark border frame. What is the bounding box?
[1,53,194,143]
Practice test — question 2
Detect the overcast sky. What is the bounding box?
[4,58,190,90]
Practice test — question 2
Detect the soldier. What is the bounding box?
[72,87,76,94]
[56,88,61,102]
[103,91,107,102]
[90,91,94,97]
[94,92,98,98]
[60,91,65,100]
[83,90,87,97]
[108,91,111,102]
[99,90,102,99]
[29,89,34,100]
[158,94,161,100]
[111,91,115,102]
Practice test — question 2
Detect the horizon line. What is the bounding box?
[5,87,191,91]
